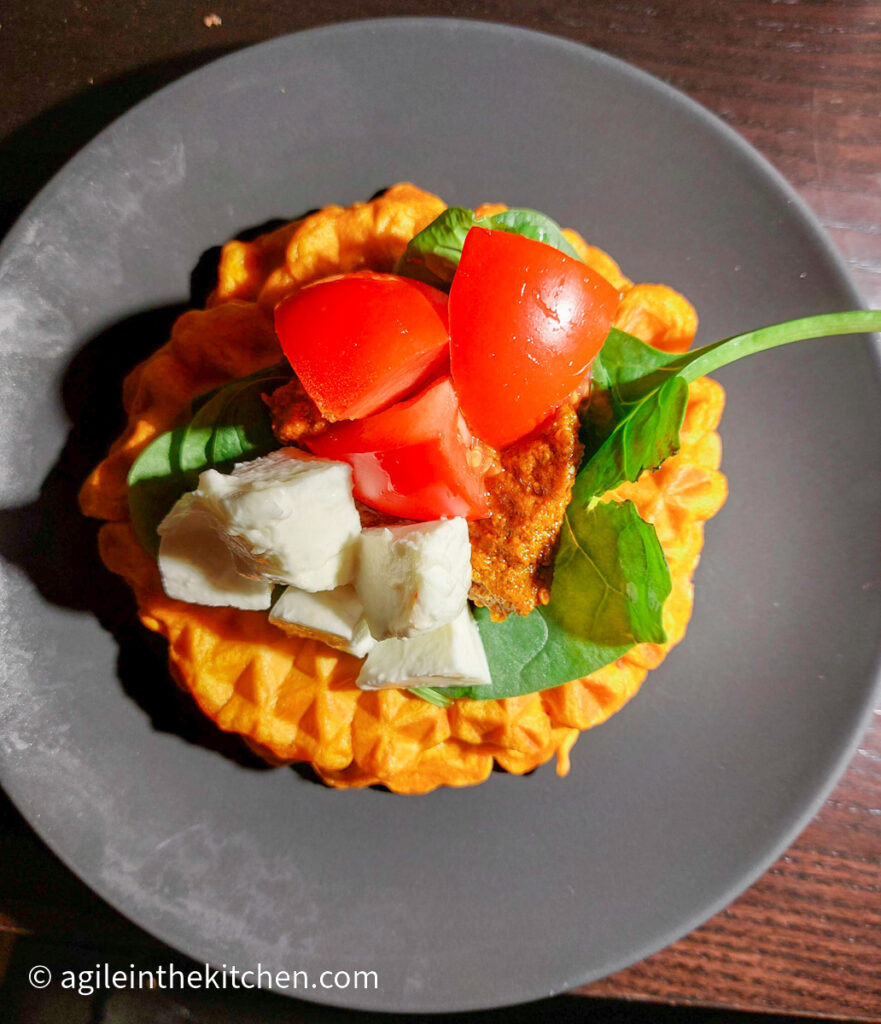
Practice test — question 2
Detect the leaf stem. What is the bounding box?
[408,686,453,708]
[672,311,881,383]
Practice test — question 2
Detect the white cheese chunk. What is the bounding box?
[356,607,491,690]
[355,518,471,640]
[269,584,375,658]
[195,449,360,591]
[157,493,272,610]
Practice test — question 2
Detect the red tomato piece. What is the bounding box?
[305,377,490,521]
[274,271,449,421]
[449,228,620,449]
[405,277,450,331]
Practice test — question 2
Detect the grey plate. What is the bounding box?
[1,18,879,1014]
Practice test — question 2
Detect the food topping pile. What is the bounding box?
[80,183,879,792]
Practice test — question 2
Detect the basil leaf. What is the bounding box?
[181,370,287,474]
[127,366,289,554]
[578,311,881,506]
[396,206,581,289]
[588,327,676,400]
[482,208,581,260]
[127,426,192,557]
[394,207,476,289]
[188,359,290,417]
[422,500,669,703]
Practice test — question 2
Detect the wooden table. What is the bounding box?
[2,2,879,1020]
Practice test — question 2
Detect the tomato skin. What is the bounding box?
[404,277,450,331]
[449,228,620,449]
[274,271,449,421]
[305,377,489,521]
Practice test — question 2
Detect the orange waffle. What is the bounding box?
[80,184,727,793]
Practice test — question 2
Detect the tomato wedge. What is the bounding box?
[305,377,490,521]
[274,271,449,421]
[405,277,450,331]
[449,228,620,449]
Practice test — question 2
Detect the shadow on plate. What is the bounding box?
[0,56,410,783]
[0,225,305,774]
[0,46,242,241]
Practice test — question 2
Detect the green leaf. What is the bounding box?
[127,426,192,557]
[430,500,671,702]
[395,206,581,289]
[181,369,286,477]
[482,208,580,260]
[422,310,881,706]
[127,365,290,554]
[578,312,881,506]
[588,327,677,399]
[394,207,476,289]
[576,361,690,504]
[187,359,290,417]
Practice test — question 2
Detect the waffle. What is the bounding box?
[80,184,727,793]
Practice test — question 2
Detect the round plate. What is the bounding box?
[1,19,879,1014]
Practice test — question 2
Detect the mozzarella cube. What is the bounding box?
[356,606,491,690]
[269,584,375,658]
[157,493,272,610]
[355,518,471,640]
[195,449,360,591]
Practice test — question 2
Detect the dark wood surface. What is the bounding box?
[1,1,880,1019]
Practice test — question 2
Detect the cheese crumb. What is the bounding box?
[195,450,360,592]
[157,494,271,610]
[355,518,471,640]
[270,584,375,657]
[357,607,491,690]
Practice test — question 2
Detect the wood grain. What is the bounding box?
[565,6,881,1016]
[547,0,881,308]
[1,0,879,1018]
[582,713,881,1018]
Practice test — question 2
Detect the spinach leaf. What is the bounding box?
[420,499,670,703]
[394,207,476,289]
[188,360,290,416]
[413,310,881,707]
[178,367,287,475]
[395,206,580,289]
[127,365,289,554]
[483,209,581,260]
[577,311,881,506]
[127,427,192,556]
